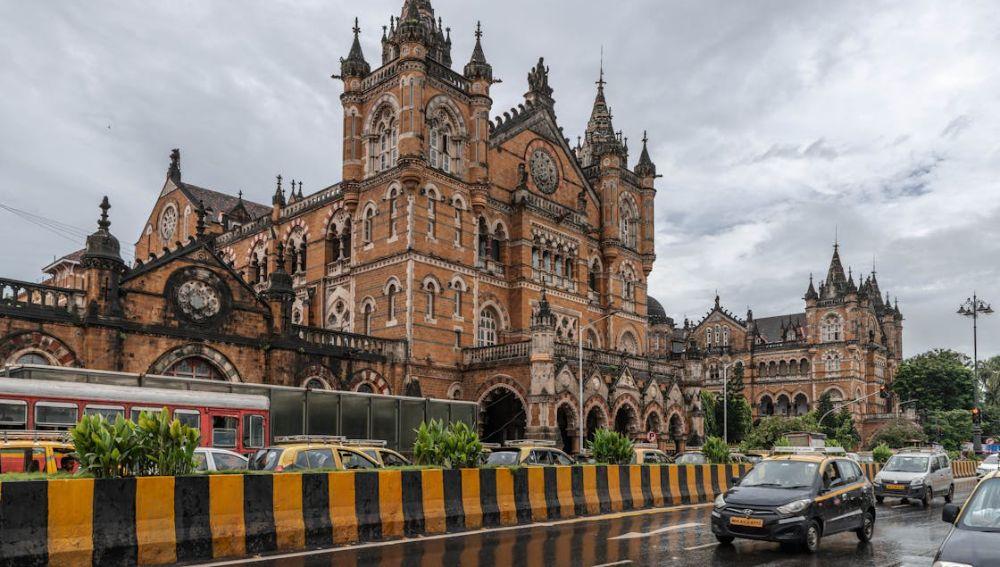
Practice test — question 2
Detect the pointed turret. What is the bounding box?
[463,21,492,82]
[805,273,818,301]
[634,131,656,178]
[341,18,371,78]
[82,196,125,269]
[846,267,857,294]
[826,243,847,288]
[272,175,286,207]
[579,59,625,167]
[167,149,181,183]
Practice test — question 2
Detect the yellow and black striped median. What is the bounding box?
[0,464,752,566]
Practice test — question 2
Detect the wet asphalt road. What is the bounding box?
[207,479,978,567]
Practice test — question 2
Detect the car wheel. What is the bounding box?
[855,509,875,542]
[945,484,954,504]
[922,488,932,509]
[802,520,821,554]
[875,495,884,504]
[715,535,734,545]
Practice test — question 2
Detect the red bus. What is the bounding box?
[0,376,269,455]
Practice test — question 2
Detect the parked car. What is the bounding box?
[485,440,574,466]
[249,436,379,472]
[632,443,673,464]
[342,440,411,467]
[873,449,954,507]
[935,471,1000,566]
[977,453,1000,478]
[0,431,78,474]
[194,447,248,472]
[712,446,875,553]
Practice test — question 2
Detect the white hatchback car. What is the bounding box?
[194,447,249,472]
[873,450,954,507]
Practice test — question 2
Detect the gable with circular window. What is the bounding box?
[165,266,232,327]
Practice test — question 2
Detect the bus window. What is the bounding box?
[0,400,27,430]
[242,414,265,449]
[212,416,238,448]
[35,402,78,430]
[0,448,45,473]
[174,410,200,431]
[130,407,162,422]
[84,405,125,422]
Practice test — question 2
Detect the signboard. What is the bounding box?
[647,430,657,443]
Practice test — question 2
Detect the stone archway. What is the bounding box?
[613,404,638,437]
[584,404,608,443]
[644,411,662,440]
[479,385,527,444]
[668,412,685,447]
[148,344,241,382]
[556,403,578,454]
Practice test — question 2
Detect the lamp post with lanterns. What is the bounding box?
[958,293,993,454]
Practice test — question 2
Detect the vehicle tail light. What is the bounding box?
[275,465,284,472]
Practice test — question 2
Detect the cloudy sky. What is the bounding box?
[1,0,998,359]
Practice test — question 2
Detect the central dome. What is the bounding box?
[647,296,669,326]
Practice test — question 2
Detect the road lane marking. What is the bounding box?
[892,504,909,508]
[683,542,718,551]
[608,522,702,540]
[592,561,632,567]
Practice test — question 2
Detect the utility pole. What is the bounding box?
[958,293,993,454]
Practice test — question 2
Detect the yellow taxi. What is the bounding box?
[631,442,674,464]
[342,439,411,467]
[248,435,380,472]
[0,431,78,474]
[484,440,574,466]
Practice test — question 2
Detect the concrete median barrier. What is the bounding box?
[952,460,977,478]
[0,463,752,565]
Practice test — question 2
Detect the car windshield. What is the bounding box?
[250,448,283,471]
[959,478,1000,531]
[486,450,520,466]
[739,460,818,489]
[984,454,999,465]
[884,455,929,473]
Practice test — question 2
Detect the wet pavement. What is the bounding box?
[206,479,977,567]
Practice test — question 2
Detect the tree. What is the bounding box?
[867,418,926,449]
[979,355,1000,407]
[923,410,973,452]
[893,350,974,413]
[740,414,819,450]
[813,391,860,450]
[701,391,719,438]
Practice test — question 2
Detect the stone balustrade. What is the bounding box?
[294,325,408,361]
[0,278,86,318]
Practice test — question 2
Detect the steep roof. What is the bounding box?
[179,183,271,221]
[41,249,85,274]
[753,313,806,344]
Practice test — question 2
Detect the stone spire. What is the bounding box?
[634,131,656,177]
[463,21,492,82]
[825,243,848,290]
[341,18,371,78]
[167,149,181,183]
[579,56,625,166]
[805,273,818,301]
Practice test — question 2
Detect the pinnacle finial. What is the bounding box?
[597,46,606,91]
[475,20,482,41]
[98,196,111,231]
[167,148,181,183]
[195,199,206,237]
[353,17,360,37]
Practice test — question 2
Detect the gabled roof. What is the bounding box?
[753,313,806,344]
[41,249,85,274]
[692,296,746,330]
[179,183,271,222]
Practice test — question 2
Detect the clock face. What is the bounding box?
[530,149,558,194]
[159,205,178,240]
[176,279,221,322]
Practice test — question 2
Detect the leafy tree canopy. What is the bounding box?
[893,349,974,413]
[922,409,973,452]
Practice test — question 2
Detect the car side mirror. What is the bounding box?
[942,503,960,524]
[730,476,740,486]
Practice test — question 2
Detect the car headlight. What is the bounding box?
[872,477,882,485]
[933,562,974,567]
[911,478,924,487]
[776,498,812,515]
[714,494,726,509]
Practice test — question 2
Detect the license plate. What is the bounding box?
[730,516,764,528]
[886,484,906,491]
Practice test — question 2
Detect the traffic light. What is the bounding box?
[972,407,982,424]
[879,385,888,399]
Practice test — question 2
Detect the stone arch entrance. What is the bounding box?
[585,405,607,444]
[668,413,684,447]
[556,403,577,454]
[644,411,661,439]
[613,404,638,437]
[479,385,526,444]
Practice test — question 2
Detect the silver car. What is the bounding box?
[872,450,954,507]
[194,447,249,472]
[977,453,1000,478]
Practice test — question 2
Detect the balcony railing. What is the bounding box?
[280,185,342,219]
[462,341,531,366]
[326,259,351,279]
[0,278,86,318]
[293,325,407,361]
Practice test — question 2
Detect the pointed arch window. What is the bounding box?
[386,280,401,324]
[477,306,499,346]
[369,107,398,174]
[363,302,374,335]
[363,206,376,244]
[453,203,463,246]
[427,195,437,238]
[388,187,400,239]
[429,120,453,173]
[326,299,351,332]
[588,261,600,292]
[422,279,439,320]
[619,197,639,249]
[821,314,843,342]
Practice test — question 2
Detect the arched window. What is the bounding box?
[620,331,638,354]
[621,265,637,305]
[302,377,330,390]
[426,190,437,238]
[588,260,599,292]
[477,217,490,265]
[356,383,374,394]
[706,329,713,347]
[453,200,463,246]
[824,351,842,372]
[386,280,401,323]
[821,314,843,342]
[363,206,376,243]
[163,357,224,380]
[287,230,307,274]
[491,224,506,263]
[619,197,639,249]
[586,329,600,349]
[723,327,730,346]
[369,106,398,174]
[477,307,500,346]
[15,352,51,366]
[388,187,400,239]
[363,302,374,335]
[450,278,466,318]
[250,245,267,284]
[326,299,351,332]
[422,278,439,320]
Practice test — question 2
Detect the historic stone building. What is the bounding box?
[691,244,904,440]
[0,1,703,453]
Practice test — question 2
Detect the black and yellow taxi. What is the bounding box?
[711,447,876,553]
[248,435,380,472]
[631,443,673,464]
[484,440,574,466]
[342,439,411,467]
[0,431,78,474]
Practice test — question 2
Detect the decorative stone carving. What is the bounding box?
[529,149,558,194]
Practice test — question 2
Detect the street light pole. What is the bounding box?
[722,363,728,445]
[958,293,993,454]
[579,310,619,452]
